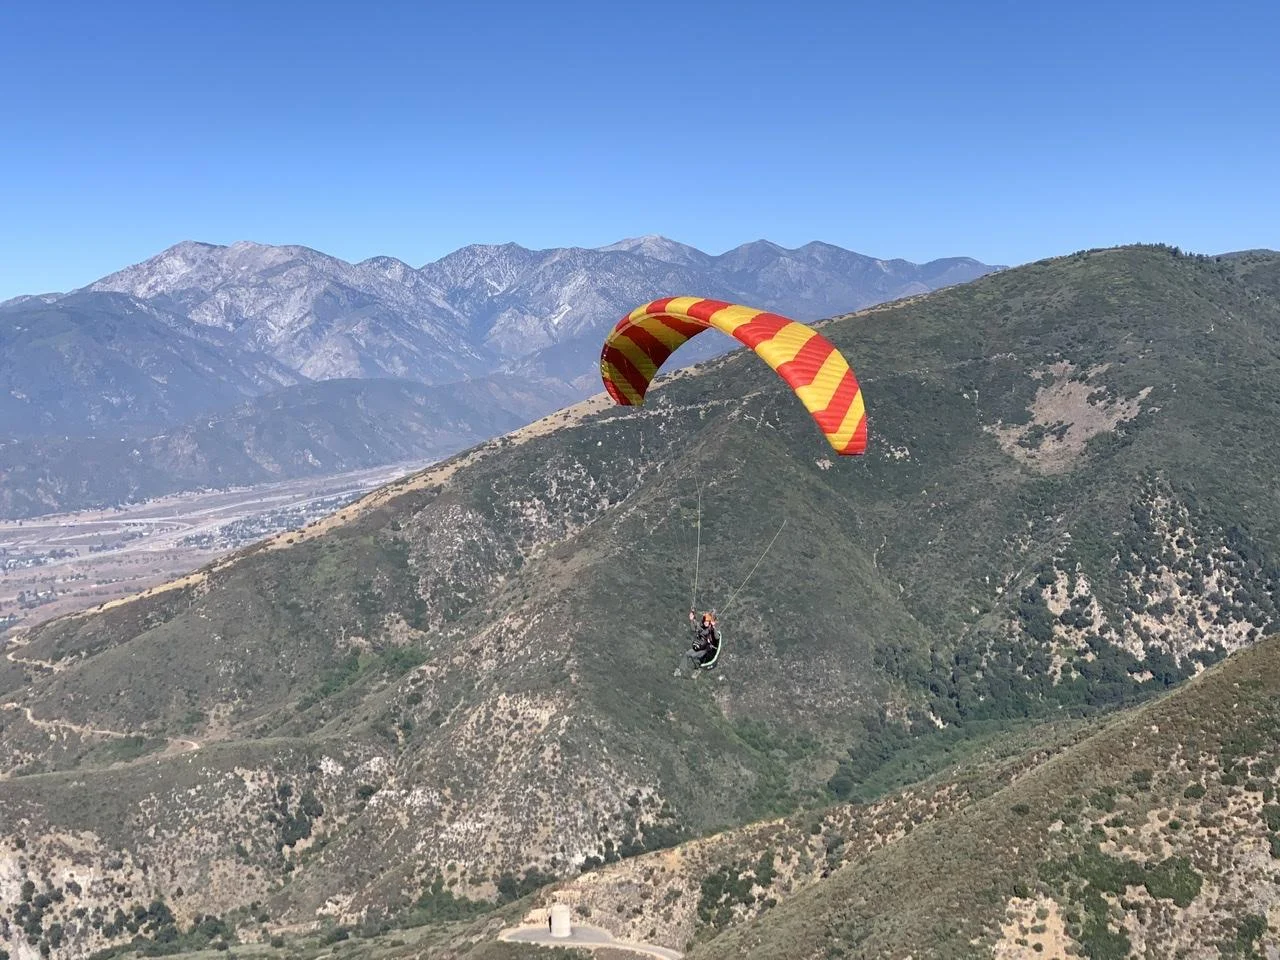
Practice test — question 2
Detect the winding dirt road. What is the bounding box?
[0,702,200,755]
[499,923,683,959]
[3,635,61,673]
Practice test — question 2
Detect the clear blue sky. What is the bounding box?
[2,0,1276,299]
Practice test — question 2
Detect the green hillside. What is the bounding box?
[507,636,1280,960]
[3,244,1280,958]
[690,632,1280,959]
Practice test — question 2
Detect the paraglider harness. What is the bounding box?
[689,610,722,670]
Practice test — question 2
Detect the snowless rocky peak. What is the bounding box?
[421,242,541,294]
[599,235,710,267]
[86,240,481,380]
[358,256,419,283]
[90,240,224,299]
[70,235,1000,384]
[92,240,321,299]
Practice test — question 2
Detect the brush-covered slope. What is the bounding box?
[686,634,1280,959]
[506,635,1280,959]
[2,245,1280,959]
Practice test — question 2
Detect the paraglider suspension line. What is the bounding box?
[690,481,704,613]
[722,518,787,615]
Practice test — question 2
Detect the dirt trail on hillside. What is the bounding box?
[0,702,200,756]
[4,635,62,673]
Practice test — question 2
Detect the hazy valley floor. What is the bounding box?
[0,458,433,639]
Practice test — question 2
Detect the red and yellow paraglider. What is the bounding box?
[599,297,867,455]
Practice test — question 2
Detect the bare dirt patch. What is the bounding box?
[987,363,1153,473]
[993,895,1076,958]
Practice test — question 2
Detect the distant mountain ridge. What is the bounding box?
[87,235,1000,382]
[0,290,301,439]
[0,236,1001,517]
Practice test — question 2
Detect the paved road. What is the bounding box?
[500,923,683,959]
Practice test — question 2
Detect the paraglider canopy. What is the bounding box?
[599,297,867,455]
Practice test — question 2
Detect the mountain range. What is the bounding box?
[0,237,1000,517]
[3,244,1280,958]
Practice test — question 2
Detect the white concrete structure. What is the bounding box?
[550,903,572,938]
